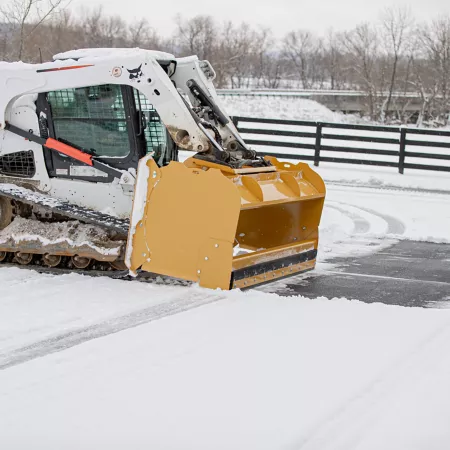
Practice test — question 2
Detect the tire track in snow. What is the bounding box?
[291,319,450,450]
[327,201,405,236]
[0,291,224,371]
[326,204,371,234]
[348,204,405,236]
[325,181,450,197]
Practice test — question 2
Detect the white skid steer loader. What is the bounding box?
[0,48,325,290]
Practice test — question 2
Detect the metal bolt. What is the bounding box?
[139,223,143,227]
[142,253,146,257]
[204,256,209,261]
[302,226,306,230]
[152,171,157,178]
[197,270,201,274]
[215,244,219,248]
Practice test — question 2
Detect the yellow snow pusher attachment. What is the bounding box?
[126,155,325,290]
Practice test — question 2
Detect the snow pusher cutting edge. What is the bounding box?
[126,155,326,290]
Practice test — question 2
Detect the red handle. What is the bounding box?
[45,138,93,166]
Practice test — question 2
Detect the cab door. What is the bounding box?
[38,84,144,183]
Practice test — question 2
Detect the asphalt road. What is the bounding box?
[260,241,450,308]
[2,240,448,308]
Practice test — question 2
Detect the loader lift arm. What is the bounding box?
[0,49,267,170]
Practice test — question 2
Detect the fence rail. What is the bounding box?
[232,116,450,173]
[217,89,426,99]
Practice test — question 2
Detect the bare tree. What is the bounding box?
[322,29,346,89]
[0,0,69,60]
[79,7,127,48]
[409,58,439,126]
[175,15,217,61]
[417,16,450,124]
[216,22,258,88]
[251,28,282,88]
[342,23,380,119]
[282,30,322,89]
[380,6,413,120]
[127,18,161,49]
[26,9,80,61]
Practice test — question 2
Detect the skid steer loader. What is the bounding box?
[0,48,325,289]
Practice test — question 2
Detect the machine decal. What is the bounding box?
[112,67,122,77]
[70,166,108,178]
[127,64,143,82]
[36,64,94,73]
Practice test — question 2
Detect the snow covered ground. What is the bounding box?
[1,286,450,450]
[318,181,450,269]
[316,163,450,192]
[1,160,449,448]
[219,95,366,124]
[2,86,450,450]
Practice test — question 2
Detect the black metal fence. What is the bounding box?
[232,116,450,173]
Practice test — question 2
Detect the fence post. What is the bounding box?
[314,123,322,166]
[399,127,406,174]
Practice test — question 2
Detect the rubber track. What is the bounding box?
[0,183,129,236]
[0,262,192,286]
[0,262,130,278]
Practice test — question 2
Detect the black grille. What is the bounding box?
[0,151,36,178]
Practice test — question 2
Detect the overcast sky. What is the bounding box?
[71,0,450,37]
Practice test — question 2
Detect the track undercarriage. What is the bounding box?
[0,184,129,273]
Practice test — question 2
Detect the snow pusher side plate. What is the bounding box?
[126,156,242,290]
[126,155,325,290]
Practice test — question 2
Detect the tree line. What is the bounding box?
[1,0,450,125]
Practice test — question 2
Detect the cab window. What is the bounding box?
[47,84,131,158]
[133,89,167,154]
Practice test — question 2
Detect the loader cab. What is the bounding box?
[37,83,177,183]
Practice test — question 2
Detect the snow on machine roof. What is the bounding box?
[53,48,175,62]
